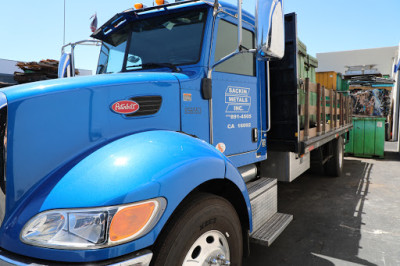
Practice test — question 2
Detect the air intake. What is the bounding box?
[127,96,162,117]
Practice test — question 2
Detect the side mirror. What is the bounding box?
[58,53,73,78]
[256,0,285,60]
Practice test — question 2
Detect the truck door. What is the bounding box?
[211,17,259,156]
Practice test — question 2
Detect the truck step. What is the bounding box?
[246,177,277,232]
[247,177,276,200]
[250,212,293,246]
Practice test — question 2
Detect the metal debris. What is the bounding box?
[13,59,79,84]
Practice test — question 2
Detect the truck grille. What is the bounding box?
[0,94,7,227]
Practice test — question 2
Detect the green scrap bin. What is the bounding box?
[306,55,318,83]
[297,38,318,84]
[345,116,385,158]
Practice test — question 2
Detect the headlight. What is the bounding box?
[21,198,166,249]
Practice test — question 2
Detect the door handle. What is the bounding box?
[252,128,258,143]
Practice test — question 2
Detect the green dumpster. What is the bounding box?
[345,116,386,158]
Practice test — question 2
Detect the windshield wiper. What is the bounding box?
[127,62,181,72]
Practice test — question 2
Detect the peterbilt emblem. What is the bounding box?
[111,100,140,114]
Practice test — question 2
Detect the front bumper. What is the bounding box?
[0,248,152,266]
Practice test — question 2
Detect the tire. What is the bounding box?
[151,193,243,266]
[324,136,344,177]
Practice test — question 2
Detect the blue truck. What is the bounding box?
[0,0,352,265]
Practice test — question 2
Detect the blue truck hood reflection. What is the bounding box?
[1,72,181,212]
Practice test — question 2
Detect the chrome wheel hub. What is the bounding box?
[183,230,230,266]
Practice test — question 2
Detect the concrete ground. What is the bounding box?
[244,142,400,266]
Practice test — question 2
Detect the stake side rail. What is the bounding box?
[299,78,353,154]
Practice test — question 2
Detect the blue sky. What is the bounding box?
[0,0,398,72]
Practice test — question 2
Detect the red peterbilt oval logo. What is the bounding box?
[111,100,140,114]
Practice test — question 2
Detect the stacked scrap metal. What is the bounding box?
[14,59,59,84]
[13,60,79,84]
[349,75,395,88]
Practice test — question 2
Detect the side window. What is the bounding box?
[97,41,127,74]
[214,19,255,76]
[97,29,129,74]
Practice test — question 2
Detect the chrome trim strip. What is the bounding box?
[0,92,7,228]
[227,149,257,158]
[209,98,214,144]
[266,61,271,132]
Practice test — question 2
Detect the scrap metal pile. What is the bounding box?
[13,60,79,84]
[348,74,394,117]
[350,89,391,117]
[14,59,59,84]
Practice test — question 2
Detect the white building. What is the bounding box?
[0,59,19,84]
[317,45,400,145]
[316,46,399,76]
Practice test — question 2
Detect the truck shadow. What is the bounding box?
[243,158,376,266]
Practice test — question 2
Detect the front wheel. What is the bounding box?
[151,193,243,266]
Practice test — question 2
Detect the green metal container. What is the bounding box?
[336,73,343,91]
[297,38,319,129]
[297,38,307,56]
[345,116,386,158]
[306,55,318,83]
[298,53,307,81]
[297,38,318,84]
[336,74,349,92]
[341,79,349,92]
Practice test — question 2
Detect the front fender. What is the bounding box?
[2,130,251,262]
[41,131,226,210]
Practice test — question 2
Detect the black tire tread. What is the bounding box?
[325,136,344,177]
[151,192,243,266]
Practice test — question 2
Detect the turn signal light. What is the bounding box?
[134,3,146,9]
[155,0,167,5]
[109,202,156,242]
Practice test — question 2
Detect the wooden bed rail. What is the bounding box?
[300,78,352,141]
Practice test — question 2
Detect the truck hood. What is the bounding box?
[2,72,179,102]
[1,72,182,214]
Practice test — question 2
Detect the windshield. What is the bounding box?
[97,9,207,74]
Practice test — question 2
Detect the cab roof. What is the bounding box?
[92,0,255,44]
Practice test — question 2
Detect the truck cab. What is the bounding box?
[93,1,266,162]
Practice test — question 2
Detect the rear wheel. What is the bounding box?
[325,136,344,177]
[151,193,243,266]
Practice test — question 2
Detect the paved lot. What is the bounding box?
[244,144,400,266]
